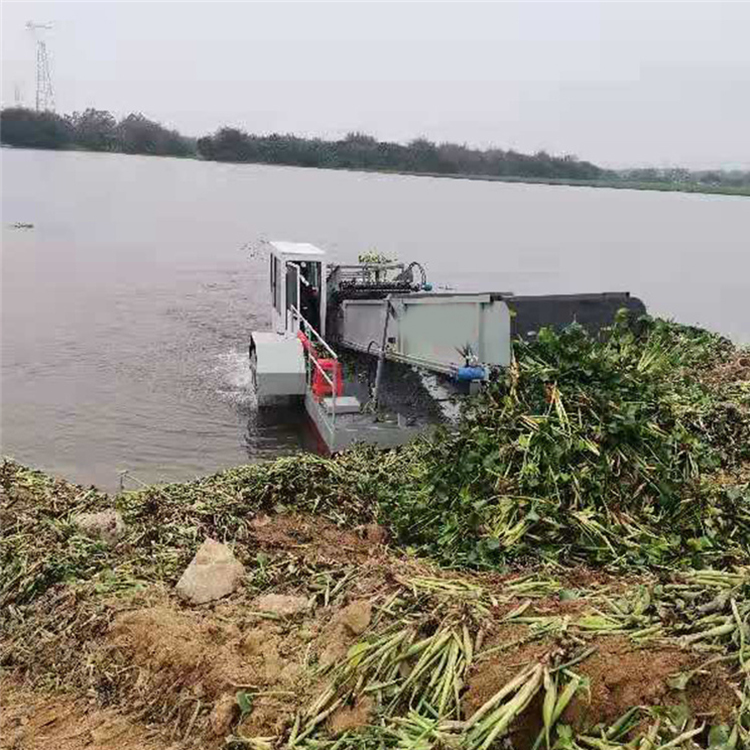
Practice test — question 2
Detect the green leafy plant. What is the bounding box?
[236,690,254,719]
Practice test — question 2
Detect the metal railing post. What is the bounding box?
[373,295,392,410]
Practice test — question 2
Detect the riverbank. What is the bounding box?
[2,317,750,748]
[4,142,749,197]
[384,169,750,196]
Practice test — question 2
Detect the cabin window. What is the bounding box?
[286,263,299,314]
[270,255,281,312]
[303,261,320,291]
[275,258,282,311]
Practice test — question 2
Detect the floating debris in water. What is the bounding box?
[9,222,34,230]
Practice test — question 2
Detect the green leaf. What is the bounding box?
[236,690,253,717]
[346,641,370,667]
[667,671,691,691]
[708,724,730,748]
[667,702,690,728]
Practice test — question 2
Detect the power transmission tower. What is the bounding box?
[26,21,55,112]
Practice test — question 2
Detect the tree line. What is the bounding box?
[617,166,750,190]
[0,107,194,157]
[2,106,748,190]
[195,128,606,180]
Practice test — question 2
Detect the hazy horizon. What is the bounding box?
[2,1,749,171]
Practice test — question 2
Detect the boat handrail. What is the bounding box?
[303,337,337,432]
[288,305,338,431]
[289,305,338,361]
[307,350,336,391]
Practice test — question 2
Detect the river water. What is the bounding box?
[2,148,748,491]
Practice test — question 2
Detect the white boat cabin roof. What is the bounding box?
[269,241,327,262]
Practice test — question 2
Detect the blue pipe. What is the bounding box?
[456,366,485,381]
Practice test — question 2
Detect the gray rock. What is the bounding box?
[253,593,310,616]
[175,538,245,605]
[74,510,125,545]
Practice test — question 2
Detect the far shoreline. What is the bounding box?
[3,142,748,198]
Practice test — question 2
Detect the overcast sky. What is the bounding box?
[2,1,749,169]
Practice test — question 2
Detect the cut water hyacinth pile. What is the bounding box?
[2,315,750,749]
[291,569,750,750]
[385,314,750,569]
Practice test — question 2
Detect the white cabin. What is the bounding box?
[268,241,328,337]
[250,241,331,403]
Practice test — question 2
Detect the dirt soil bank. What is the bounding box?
[2,499,745,750]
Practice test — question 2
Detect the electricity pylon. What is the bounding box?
[26,21,55,112]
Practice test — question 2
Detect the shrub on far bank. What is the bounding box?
[0,107,194,158]
[0,107,72,149]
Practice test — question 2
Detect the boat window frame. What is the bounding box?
[270,254,280,312]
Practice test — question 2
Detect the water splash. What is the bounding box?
[214,348,257,407]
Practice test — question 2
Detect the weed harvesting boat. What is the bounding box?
[249,241,645,452]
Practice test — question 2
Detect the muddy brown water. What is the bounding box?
[2,147,749,491]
